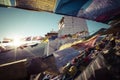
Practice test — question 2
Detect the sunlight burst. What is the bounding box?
[12,36,22,47]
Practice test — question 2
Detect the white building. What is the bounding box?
[58,16,89,38]
[44,16,90,56]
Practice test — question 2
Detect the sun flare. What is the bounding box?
[12,36,22,47]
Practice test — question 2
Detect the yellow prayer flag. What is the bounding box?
[0,0,11,7]
[15,0,56,12]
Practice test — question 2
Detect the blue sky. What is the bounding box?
[0,7,109,39]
